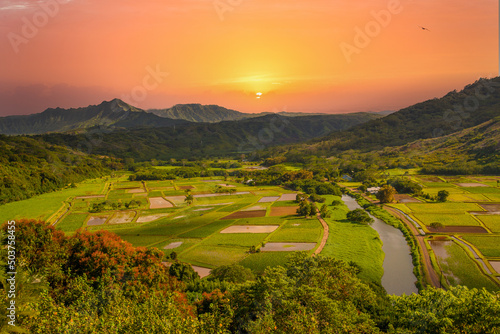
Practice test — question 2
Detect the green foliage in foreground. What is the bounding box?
[1,220,499,334]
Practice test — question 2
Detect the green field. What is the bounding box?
[0,179,108,222]
[57,213,88,232]
[464,187,500,194]
[1,177,321,272]
[406,202,483,213]
[202,233,268,248]
[239,252,292,272]
[179,245,248,268]
[462,236,500,258]
[5,171,498,289]
[320,195,384,283]
[178,219,236,238]
[268,217,322,243]
[413,213,481,226]
[478,216,500,233]
[436,241,498,291]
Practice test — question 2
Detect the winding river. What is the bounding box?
[342,195,418,295]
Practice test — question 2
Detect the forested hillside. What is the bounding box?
[148,103,247,122]
[0,99,187,135]
[0,135,120,204]
[306,77,500,154]
[37,113,380,160]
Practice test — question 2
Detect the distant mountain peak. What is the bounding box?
[0,99,185,135]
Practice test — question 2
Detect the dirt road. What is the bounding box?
[314,214,329,254]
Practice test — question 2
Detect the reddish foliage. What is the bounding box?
[4,219,178,292]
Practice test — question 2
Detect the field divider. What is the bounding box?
[470,214,493,234]
[47,199,71,225]
[451,236,499,286]
[424,236,450,289]
[146,236,173,248]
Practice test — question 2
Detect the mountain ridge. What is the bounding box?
[0,99,188,135]
[294,77,500,156]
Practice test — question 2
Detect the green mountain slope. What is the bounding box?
[0,99,187,135]
[307,77,500,154]
[0,135,120,204]
[148,104,246,122]
[148,103,340,122]
[38,113,381,160]
[387,117,500,174]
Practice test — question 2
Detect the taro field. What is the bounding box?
[1,173,324,277]
[387,175,500,290]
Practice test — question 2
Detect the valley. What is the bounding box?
[3,165,499,294]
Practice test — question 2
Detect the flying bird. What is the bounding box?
[418,25,430,32]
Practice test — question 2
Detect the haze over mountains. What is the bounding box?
[1,77,499,164]
[0,99,187,135]
[0,99,380,135]
[1,77,499,203]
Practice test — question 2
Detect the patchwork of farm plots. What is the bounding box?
[1,174,323,273]
[387,175,500,290]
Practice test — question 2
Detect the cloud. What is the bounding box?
[0,0,73,11]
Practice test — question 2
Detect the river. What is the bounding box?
[341,195,418,295]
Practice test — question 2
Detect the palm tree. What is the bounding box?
[184,193,194,206]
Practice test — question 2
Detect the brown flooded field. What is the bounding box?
[149,197,174,209]
[270,206,299,216]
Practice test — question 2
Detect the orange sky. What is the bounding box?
[0,0,497,115]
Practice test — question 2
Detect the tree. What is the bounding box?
[430,222,444,229]
[295,193,308,202]
[437,190,450,202]
[388,286,500,333]
[209,264,255,283]
[346,209,374,225]
[169,261,199,282]
[309,193,326,203]
[331,199,343,206]
[320,204,331,218]
[296,201,311,217]
[376,185,396,203]
[184,193,194,205]
[309,202,318,216]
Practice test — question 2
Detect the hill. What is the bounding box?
[38,112,381,160]
[148,104,246,122]
[306,77,500,154]
[148,104,336,122]
[388,117,500,174]
[0,99,187,135]
[0,134,120,204]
